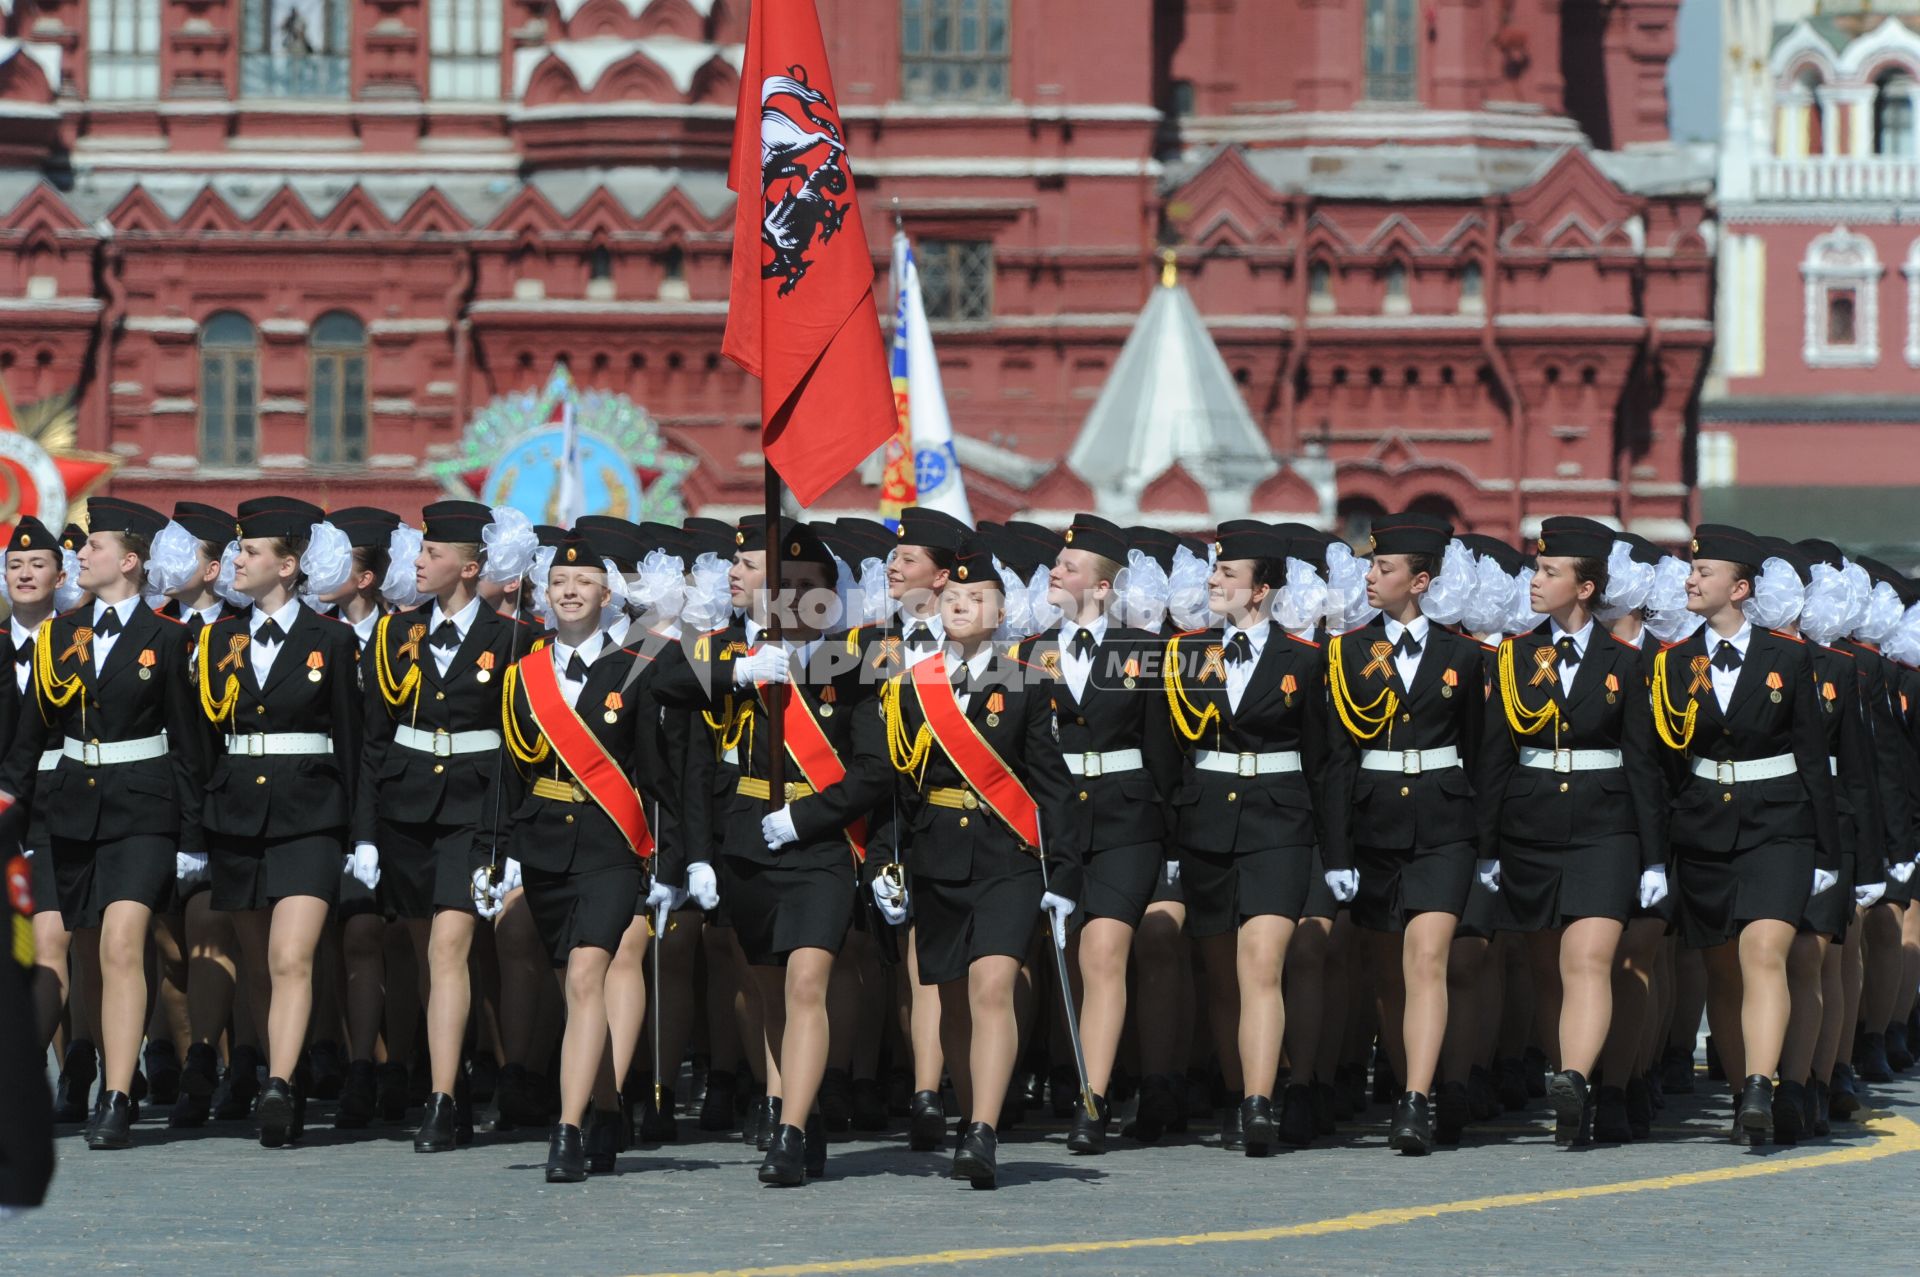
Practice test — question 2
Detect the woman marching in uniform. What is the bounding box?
[875,535,1085,1188]
[195,498,363,1146]
[1162,522,1330,1155]
[1651,524,1842,1144]
[1476,517,1668,1146]
[357,500,540,1152]
[0,497,212,1150]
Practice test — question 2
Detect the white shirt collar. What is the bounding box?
[1057,614,1108,647]
[1384,614,1429,645]
[1710,621,1753,656]
[431,594,482,637]
[194,601,225,628]
[351,610,379,645]
[904,610,945,639]
[961,644,996,680]
[554,630,605,669]
[249,598,301,638]
[94,595,139,627]
[10,616,35,646]
[1223,617,1269,653]
[1550,618,1594,652]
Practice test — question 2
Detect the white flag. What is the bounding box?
[551,397,583,527]
[892,230,972,525]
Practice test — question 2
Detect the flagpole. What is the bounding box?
[764,460,786,812]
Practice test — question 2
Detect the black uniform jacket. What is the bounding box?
[198,607,363,842]
[1159,622,1329,857]
[1846,639,1920,864]
[1021,623,1179,855]
[357,601,540,834]
[1653,627,1842,871]
[874,641,1085,900]
[1474,623,1668,869]
[1322,621,1487,866]
[0,602,210,852]
[1811,642,1884,885]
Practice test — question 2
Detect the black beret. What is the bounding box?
[422,500,492,544]
[327,506,400,551]
[1795,538,1847,572]
[1128,525,1179,572]
[1536,516,1614,561]
[5,516,56,555]
[576,515,648,573]
[1061,513,1128,563]
[1621,532,1664,567]
[1214,524,1288,561]
[236,496,324,541]
[681,517,737,559]
[734,515,836,571]
[533,524,568,548]
[550,527,604,569]
[60,523,86,552]
[1459,533,1525,576]
[895,506,969,553]
[87,497,167,542]
[172,501,236,546]
[949,535,1003,586]
[1368,511,1451,557]
[1689,523,1768,565]
[1761,536,1813,587]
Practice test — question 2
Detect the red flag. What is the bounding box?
[723,0,895,507]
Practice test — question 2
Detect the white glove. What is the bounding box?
[871,872,908,925]
[175,851,209,884]
[1475,859,1502,893]
[1856,881,1887,909]
[1812,867,1838,897]
[1890,858,1916,884]
[646,880,687,934]
[733,644,791,687]
[498,857,523,896]
[347,843,381,891]
[1324,869,1359,903]
[472,868,506,920]
[1638,866,1669,909]
[1040,891,1075,950]
[761,807,798,850]
[687,861,720,911]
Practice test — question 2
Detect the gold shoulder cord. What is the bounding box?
[33,617,83,721]
[1650,647,1698,752]
[1497,639,1559,738]
[1163,633,1219,744]
[883,676,932,786]
[500,663,550,765]
[196,626,241,725]
[1327,633,1398,742]
[371,614,422,714]
[703,695,754,760]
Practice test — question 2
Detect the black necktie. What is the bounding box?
[907,623,935,651]
[1071,628,1096,660]
[255,620,285,645]
[430,621,461,652]
[1712,640,1742,673]
[94,609,123,637]
[951,664,972,700]
[1224,632,1253,667]
[1395,629,1422,658]
[1555,636,1580,668]
[566,653,590,682]
[14,637,31,667]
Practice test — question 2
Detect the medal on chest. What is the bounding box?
[138,649,156,681]
[1440,667,1458,698]
[476,651,495,684]
[1766,671,1783,704]
[1605,672,1619,705]
[307,651,325,683]
[985,690,1004,728]
[603,691,623,725]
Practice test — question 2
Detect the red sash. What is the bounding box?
[908,653,1041,849]
[760,680,870,863]
[519,652,654,860]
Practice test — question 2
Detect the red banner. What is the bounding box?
[762,681,870,863]
[722,0,895,507]
[908,654,1041,849]
[519,653,655,861]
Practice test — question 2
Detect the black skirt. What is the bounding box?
[525,860,641,966]
[1495,832,1640,932]
[1456,878,1502,940]
[49,834,174,930]
[377,817,488,919]
[1181,844,1314,938]
[1673,837,1814,949]
[1078,841,1163,928]
[28,845,59,920]
[1801,855,1853,943]
[335,866,382,922]
[722,853,854,967]
[912,857,1042,985]
[211,831,346,911]
[1147,857,1184,907]
[1352,840,1475,933]
[1299,846,1339,922]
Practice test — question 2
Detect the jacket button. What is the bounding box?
[1401,713,1411,723]
[86,777,95,788]
[256,775,266,785]
[1399,786,1410,797]
[1227,791,1237,802]
[1078,790,1089,802]
[433,764,445,775]
[436,691,446,701]
[255,706,265,715]
[1559,781,1569,793]
[958,816,969,828]
[1076,716,1086,725]
[564,813,575,824]
[1722,792,1733,803]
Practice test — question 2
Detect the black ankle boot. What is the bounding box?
[1388,1091,1432,1156]
[1240,1094,1277,1156]
[1736,1074,1773,1143]
[87,1090,134,1150]
[952,1122,998,1189]
[1278,1083,1315,1147]
[758,1123,807,1186]
[586,1109,621,1174]
[908,1089,946,1151]
[1548,1070,1589,1147]
[258,1077,296,1149]
[545,1123,586,1183]
[754,1095,782,1152]
[414,1092,457,1152]
[804,1111,826,1179]
[1066,1093,1111,1155]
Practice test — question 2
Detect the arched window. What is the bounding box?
[1308,260,1335,314]
[1876,72,1916,157]
[200,312,259,466]
[1458,261,1484,313]
[1801,70,1826,157]
[1365,0,1417,101]
[1382,261,1410,315]
[241,0,350,97]
[1801,225,1880,368]
[309,311,366,464]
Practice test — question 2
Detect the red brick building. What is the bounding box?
[0,0,1712,540]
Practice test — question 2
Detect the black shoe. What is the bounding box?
[1591,1085,1633,1143]
[586,1110,621,1174]
[1624,1076,1654,1140]
[1310,1081,1338,1137]
[908,1090,946,1151]
[1066,1093,1111,1155]
[54,1041,98,1124]
[1219,1092,1245,1151]
[144,1040,181,1105]
[87,1091,133,1150]
[1047,1064,1078,1119]
[258,1077,296,1149]
[1277,1084,1314,1148]
[759,1123,807,1185]
[468,1052,499,1103]
[1434,1081,1470,1146]
[546,1123,587,1183]
[1240,1094,1277,1156]
[1830,1064,1862,1120]
[1736,1074,1773,1143]
[1494,1057,1530,1112]
[952,1122,998,1189]
[167,1042,215,1128]
[804,1111,827,1179]
[337,1060,377,1130]
[414,1092,458,1152]
[1389,1091,1432,1156]
[1812,1079,1832,1137]
[307,1041,345,1101]
[1888,1022,1914,1072]
[1467,1066,1501,1122]
[1855,1030,1894,1083]
[819,1068,853,1133]
[641,1085,679,1143]
[1661,1044,1696,1095]
[1021,1068,1047,1109]
[1771,1079,1806,1146]
[1548,1070,1589,1147]
[1125,1074,1175,1143]
[754,1095,782,1152]
[699,1069,738,1131]
[850,1077,889,1132]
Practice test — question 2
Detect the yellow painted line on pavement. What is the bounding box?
[632,1112,1920,1277]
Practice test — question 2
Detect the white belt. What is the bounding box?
[37,748,60,773]
[1690,753,1797,785]
[394,724,502,758]
[63,734,169,767]
[1063,748,1145,777]
[1194,749,1301,776]
[225,732,332,758]
[1360,746,1461,775]
[1518,746,1624,774]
